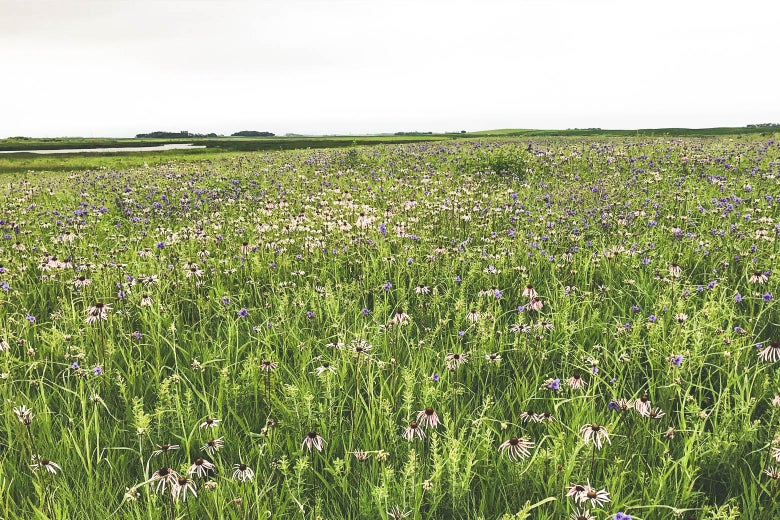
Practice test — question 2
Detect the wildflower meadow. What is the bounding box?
[1,137,779,519]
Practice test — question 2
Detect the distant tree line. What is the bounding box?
[394,131,433,136]
[135,131,219,138]
[231,131,275,137]
[134,130,276,138]
[746,123,780,128]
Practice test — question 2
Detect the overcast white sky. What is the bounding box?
[0,0,778,137]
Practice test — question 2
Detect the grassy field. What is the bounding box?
[0,137,779,519]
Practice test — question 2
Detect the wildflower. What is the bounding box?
[73,276,92,287]
[567,373,586,390]
[758,340,780,362]
[315,362,337,376]
[545,378,561,391]
[389,310,411,326]
[570,510,596,520]
[485,353,501,364]
[351,340,373,356]
[522,285,538,299]
[750,271,769,284]
[302,431,326,452]
[188,458,215,478]
[352,450,370,462]
[765,466,780,479]
[416,408,440,429]
[151,467,180,493]
[579,423,610,449]
[199,417,221,429]
[498,436,534,461]
[14,405,33,425]
[445,352,469,371]
[634,395,652,415]
[387,505,412,519]
[85,302,111,324]
[577,483,611,507]
[259,359,278,372]
[674,313,688,323]
[415,285,430,295]
[528,298,544,311]
[764,293,774,302]
[201,437,224,455]
[640,407,666,420]
[613,513,632,520]
[140,294,152,307]
[669,264,682,278]
[237,308,248,318]
[124,487,140,502]
[171,476,198,501]
[232,463,254,482]
[30,456,61,474]
[152,443,180,457]
[466,310,481,323]
[608,399,631,412]
[403,421,425,441]
[670,354,684,367]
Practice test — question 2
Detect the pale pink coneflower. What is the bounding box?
[674,313,688,324]
[569,509,596,520]
[152,443,179,457]
[199,417,221,429]
[765,466,780,479]
[201,437,224,455]
[772,394,780,407]
[350,340,373,356]
[567,373,586,390]
[498,436,534,461]
[575,482,611,507]
[414,285,430,295]
[579,423,610,449]
[30,456,61,475]
[528,298,544,312]
[85,302,111,324]
[259,359,279,372]
[403,421,425,441]
[445,352,469,371]
[387,505,412,519]
[389,310,411,326]
[758,341,780,362]
[750,271,769,284]
[140,294,152,307]
[171,476,198,502]
[73,276,92,288]
[485,353,501,364]
[188,458,215,478]
[416,407,440,429]
[14,405,33,425]
[520,410,539,423]
[466,309,481,323]
[232,463,254,482]
[352,450,370,462]
[302,431,326,452]
[641,407,666,420]
[669,264,682,278]
[151,467,180,493]
[633,395,652,415]
[523,284,538,299]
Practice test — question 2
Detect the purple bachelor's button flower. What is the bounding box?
[735,293,743,303]
[361,308,370,316]
[547,378,560,390]
[764,293,774,302]
[237,308,248,318]
[71,362,79,370]
[648,314,657,322]
[672,354,684,367]
[26,314,35,323]
[431,373,440,382]
[383,282,392,291]
[93,366,103,376]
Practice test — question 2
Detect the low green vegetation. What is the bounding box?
[0,136,778,519]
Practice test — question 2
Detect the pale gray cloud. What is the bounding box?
[0,0,777,137]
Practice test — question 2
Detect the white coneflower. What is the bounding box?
[466,309,481,323]
[633,395,652,415]
[14,405,33,425]
[259,359,279,372]
[188,458,215,478]
[184,261,204,277]
[73,276,92,288]
[232,463,254,482]
[498,436,534,461]
[523,285,538,299]
[416,408,441,429]
[302,431,326,452]
[758,341,780,362]
[402,421,425,441]
[528,298,544,312]
[669,264,682,278]
[152,443,180,457]
[239,242,253,254]
[569,509,596,520]
[764,466,780,479]
[750,271,769,284]
[171,476,198,502]
[201,437,224,455]
[387,505,412,519]
[567,373,586,390]
[350,340,373,356]
[575,483,611,507]
[485,353,501,364]
[140,294,152,307]
[414,285,430,295]
[389,310,411,326]
[579,423,610,449]
[315,362,337,376]
[445,352,469,371]
[772,394,780,407]
[199,417,221,429]
[30,456,61,475]
[520,410,540,423]
[674,313,688,324]
[85,302,111,324]
[641,407,666,420]
[352,450,370,462]
[151,467,180,493]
